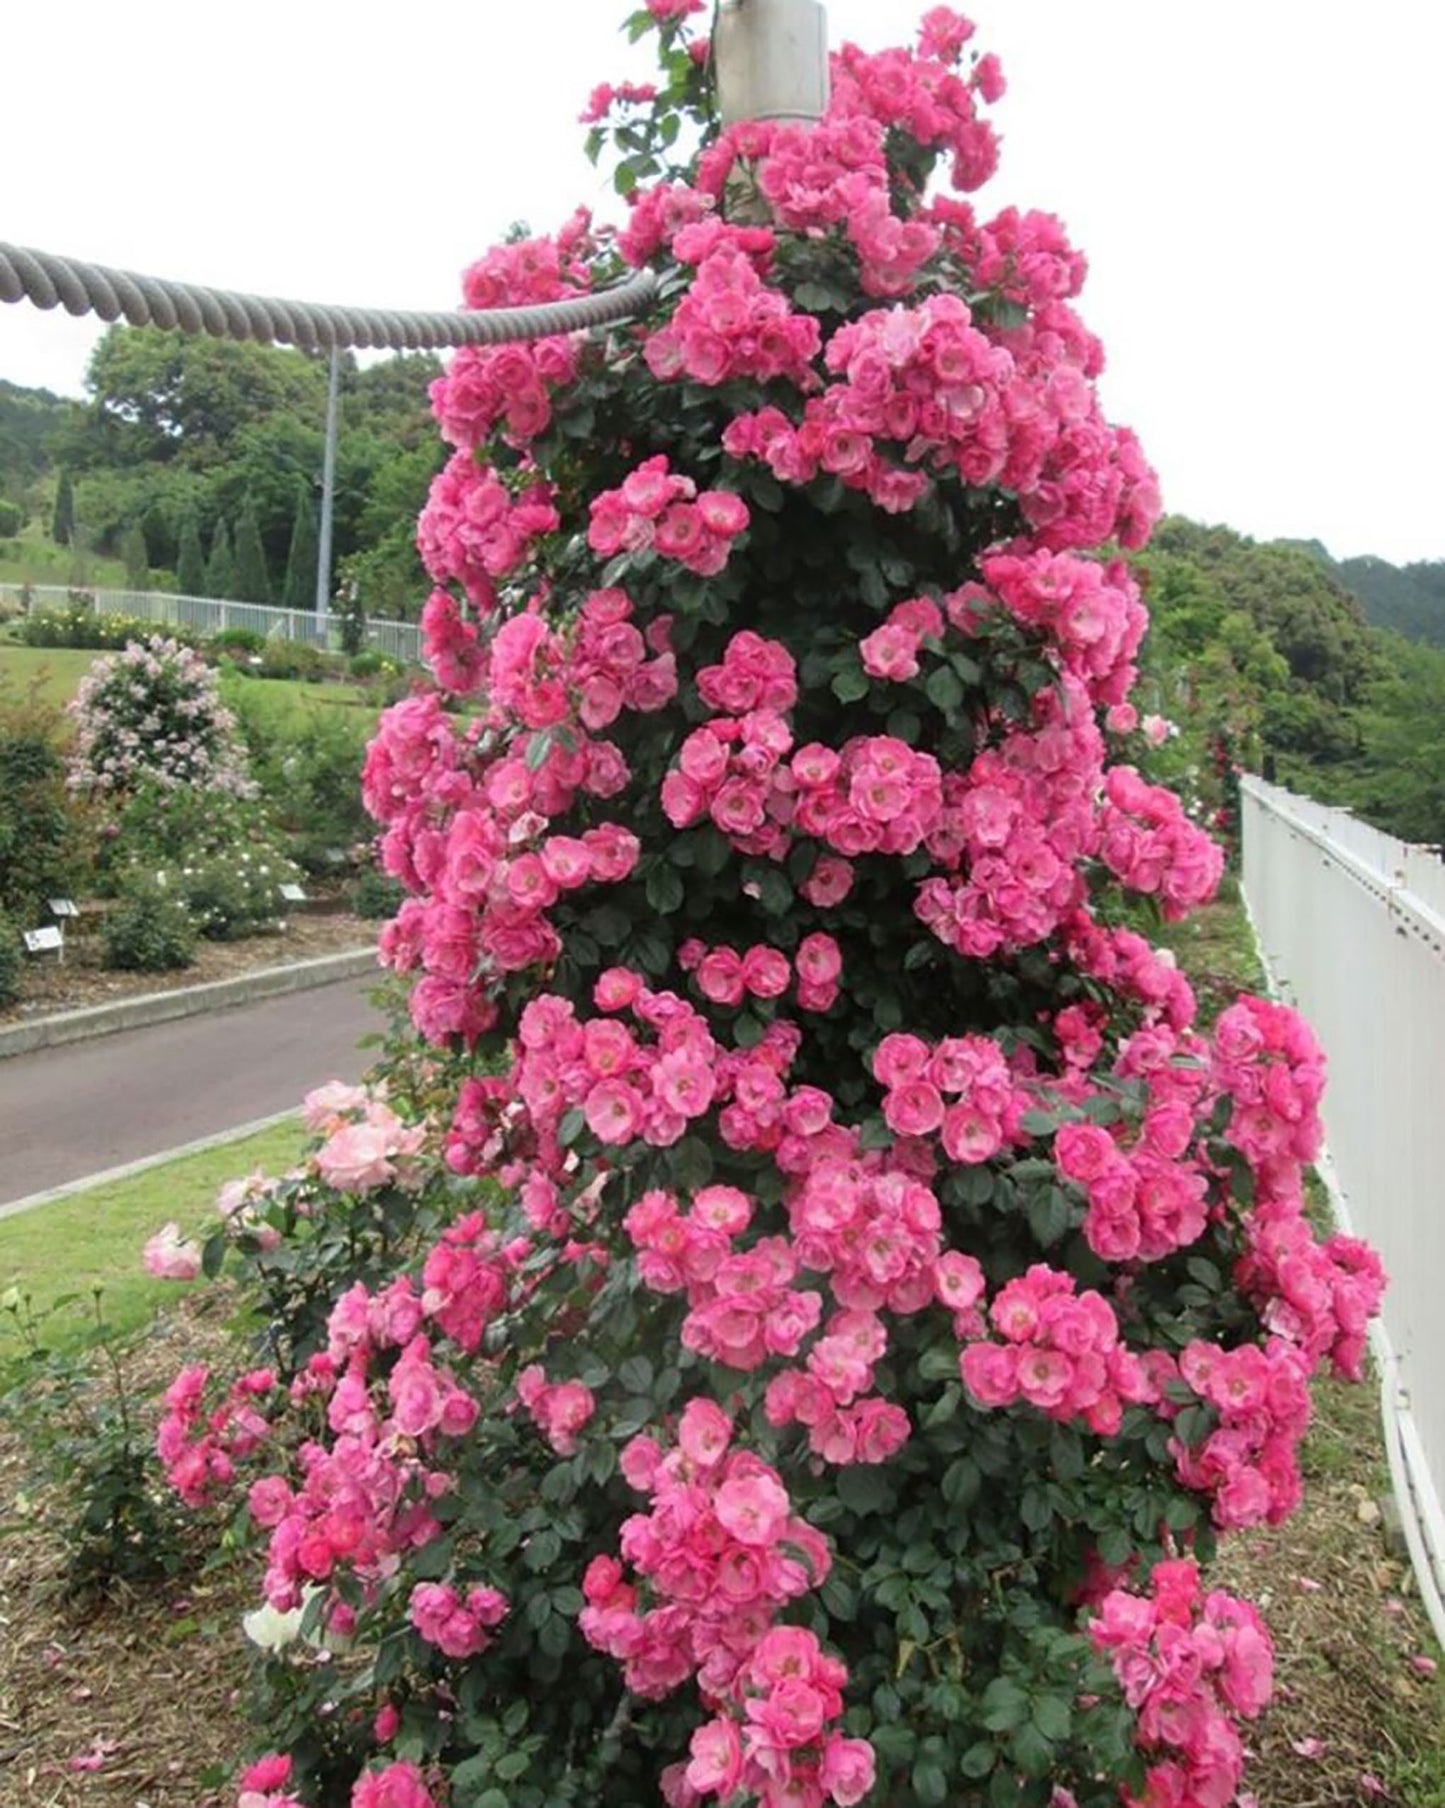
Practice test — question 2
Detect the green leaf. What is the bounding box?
[979,1676,1030,1733]
[924,666,964,714]
[961,1742,996,1779]
[831,665,870,704]
[645,863,685,914]
[912,1759,948,1806]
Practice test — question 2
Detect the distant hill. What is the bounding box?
[1333,554,1445,649]
[0,377,71,504]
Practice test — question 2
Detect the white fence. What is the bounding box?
[1240,775,1445,1641]
[0,582,421,665]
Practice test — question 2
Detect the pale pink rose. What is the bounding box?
[301,1079,369,1132]
[315,1122,395,1193]
[143,1222,201,1281]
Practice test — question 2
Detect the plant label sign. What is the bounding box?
[48,897,79,918]
[279,883,308,904]
[24,925,64,955]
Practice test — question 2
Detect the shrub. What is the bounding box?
[259,637,332,683]
[0,908,21,1006]
[348,649,402,681]
[165,10,1385,1808]
[0,1288,192,1593]
[68,635,255,801]
[0,676,82,919]
[213,626,268,655]
[103,882,196,971]
[176,843,299,940]
[349,866,405,919]
[0,497,23,536]
[253,708,374,874]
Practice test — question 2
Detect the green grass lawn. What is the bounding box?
[0,1118,304,1369]
[0,642,101,712]
[0,639,382,737]
[0,519,133,591]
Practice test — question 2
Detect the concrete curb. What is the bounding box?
[0,1107,302,1222]
[0,946,380,1062]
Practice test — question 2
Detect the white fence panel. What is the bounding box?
[1241,775,1445,1640]
[0,582,421,665]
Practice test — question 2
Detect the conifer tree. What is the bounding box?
[176,509,206,597]
[282,485,319,611]
[120,520,149,590]
[205,517,235,600]
[235,497,271,604]
[50,468,74,547]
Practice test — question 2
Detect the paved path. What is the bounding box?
[0,977,382,1205]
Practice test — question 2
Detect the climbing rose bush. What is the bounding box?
[67,635,255,800]
[169,7,1385,1806]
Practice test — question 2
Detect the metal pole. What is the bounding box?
[715,0,829,127]
[315,344,340,628]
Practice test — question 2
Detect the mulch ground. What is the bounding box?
[1,896,375,1027]
[0,1299,253,1807]
[1,1321,1440,1805]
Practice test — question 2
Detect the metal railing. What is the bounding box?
[0,582,422,664]
[1240,775,1445,1644]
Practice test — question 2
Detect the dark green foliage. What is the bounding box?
[0,497,23,535]
[282,483,319,611]
[50,467,75,545]
[234,496,272,604]
[0,909,21,1006]
[205,516,235,599]
[102,884,196,971]
[176,507,206,595]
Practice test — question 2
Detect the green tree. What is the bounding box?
[176,508,206,596]
[120,520,149,589]
[81,327,330,465]
[51,467,74,546]
[205,517,235,599]
[282,485,318,611]
[234,497,271,604]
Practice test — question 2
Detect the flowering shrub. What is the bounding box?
[168,7,1385,1807]
[68,635,256,800]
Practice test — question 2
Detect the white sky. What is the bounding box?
[3,1,1441,564]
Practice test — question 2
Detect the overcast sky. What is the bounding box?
[3,1,1440,564]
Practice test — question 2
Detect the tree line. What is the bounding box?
[0,330,444,616]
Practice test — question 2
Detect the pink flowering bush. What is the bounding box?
[67,635,255,800]
[169,7,1385,1807]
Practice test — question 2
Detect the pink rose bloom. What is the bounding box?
[143,1222,201,1281]
[960,1341,1021,1407]
[686,1718,743,1796]
[350,1761,438,1808]
[316,1123,395,1193]
[820,1733,877,1806]
[714,1469,790,1546]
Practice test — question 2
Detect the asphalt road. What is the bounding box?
[0,977,382,1206]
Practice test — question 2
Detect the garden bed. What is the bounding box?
[0,896,376,1026]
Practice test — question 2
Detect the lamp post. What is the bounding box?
[714,0,829,128]
[315,343,340,632]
